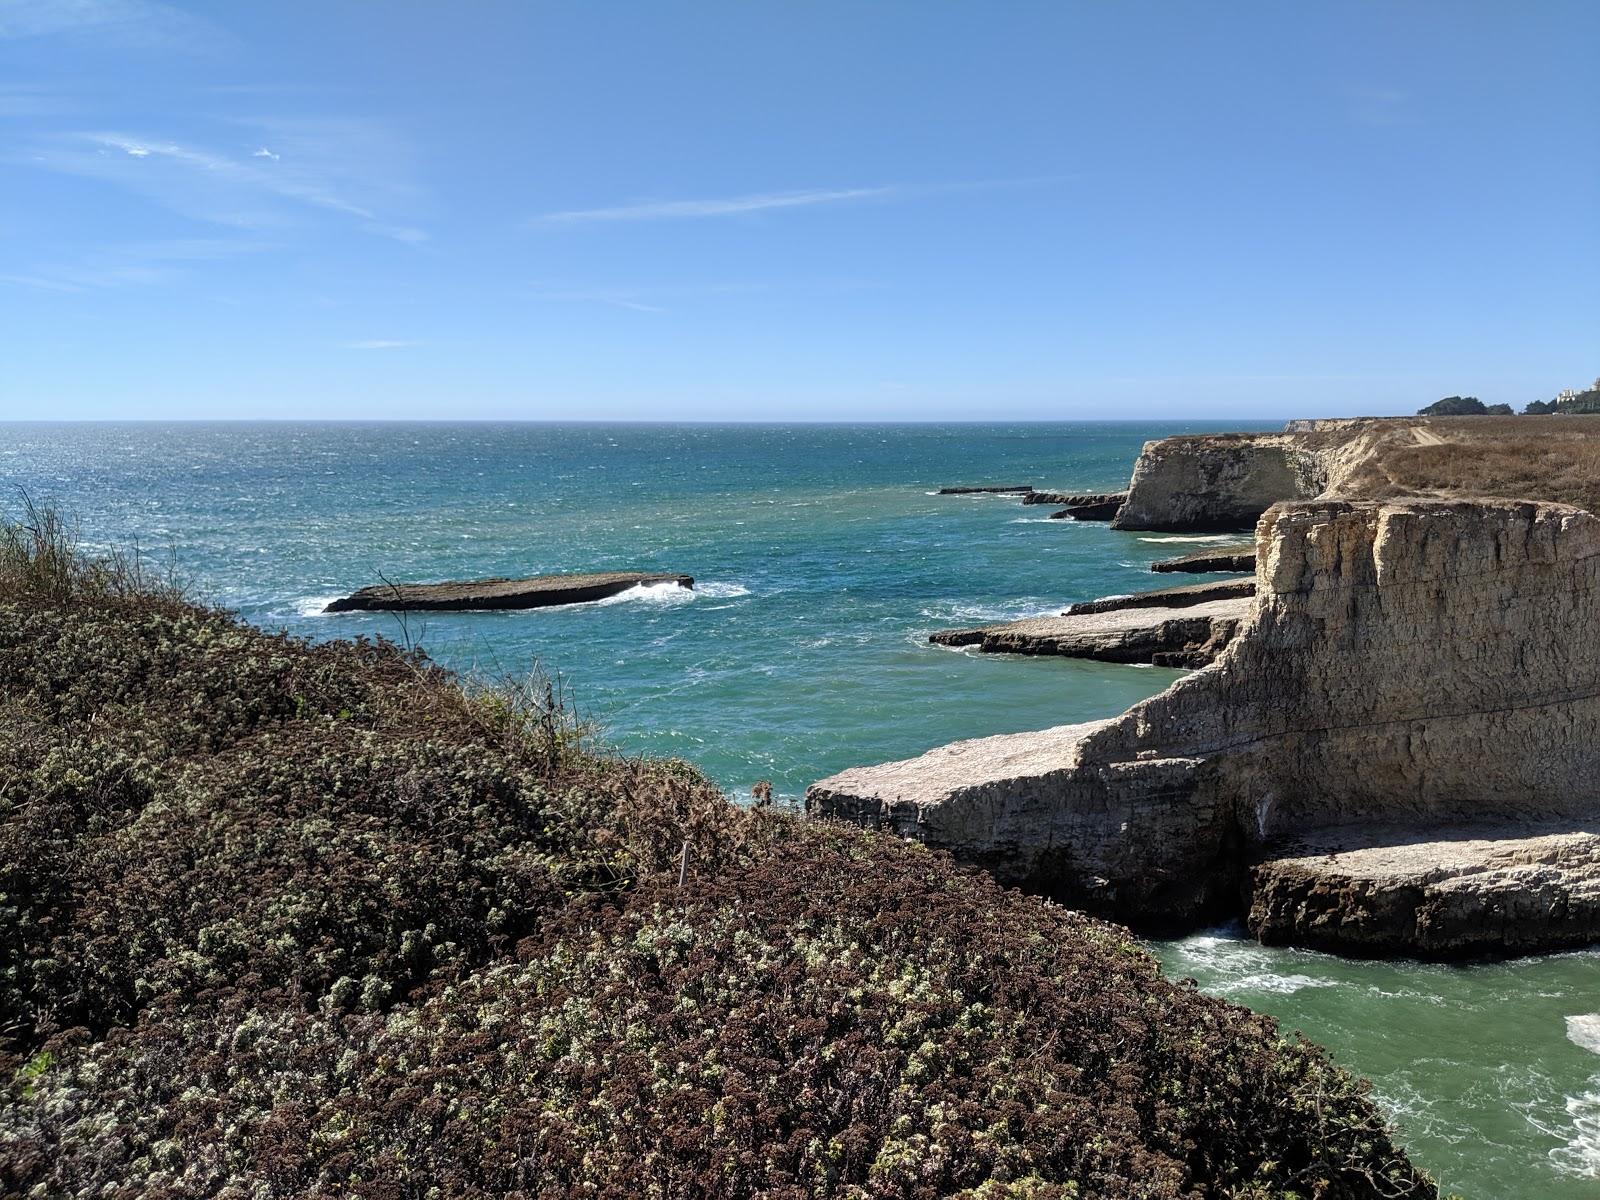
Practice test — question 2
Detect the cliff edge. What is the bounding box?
[811,496,1600,956]
[1111,414,1600,531]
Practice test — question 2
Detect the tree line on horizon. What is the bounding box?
[1418,377,1600,417]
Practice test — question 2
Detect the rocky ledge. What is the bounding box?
[1149,544,1256,574]
[1024,488,1127,507]
[1048,495,1126,521]
[937,485,1034,495]
[816,497,1600,957]
[1251,824,1600,959]
[325,571,693,613]
[929,595,1250,667]
[1063,578,1253,615]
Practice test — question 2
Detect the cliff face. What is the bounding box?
[810,497,1600,952]
[1110,415,1600,532]
[1111,433,1327,531]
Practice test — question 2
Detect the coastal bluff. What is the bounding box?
[325,570,693,612]
[1110,414,1600,532]
[811,496,1600,956]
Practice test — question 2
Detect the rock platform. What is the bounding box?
[325,571,693,613]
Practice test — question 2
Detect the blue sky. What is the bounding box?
[2,1,1595,420]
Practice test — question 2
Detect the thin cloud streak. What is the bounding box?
[532,177,1067,226]
[17,126,428,243]
[0,0,223,51]
[535,186,895,224]
[0,236,260,292]
[530,287,666,313]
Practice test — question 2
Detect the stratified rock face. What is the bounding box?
[1250,826,1600,959]
[813,497,1600,951]
[325,571,693,612]
[1111,434,1326,531]
[806,723,1240,927]
[929,595,1250,667]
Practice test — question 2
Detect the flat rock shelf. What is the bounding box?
[324,571,694,613]
[1149,544,1257,574]
[930,595,1251,667]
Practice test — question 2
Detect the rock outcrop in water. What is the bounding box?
[930,595,1249,667]
[814,496,1600,956]
[1049,496,1126,521]
[325,571,693,612]
[937,485,1034,495]
[1149,544,1257,574]
[1022,489,1122,506]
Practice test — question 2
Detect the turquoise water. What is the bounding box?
[3,420,1596,1197]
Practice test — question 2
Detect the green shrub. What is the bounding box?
[0,513,1435,1198]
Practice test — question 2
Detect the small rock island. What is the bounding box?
[325,570,694,612]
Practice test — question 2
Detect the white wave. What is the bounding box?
[295,595,344,616]
[1136,534,1246,544]
[696,581,751,598]
[595,580,695,607]
[920,600,1056,623]
[1008,517,1088,525]
[1549,1090,1600,1178]
[1165,930,1337,995]
[1567,1014,1600,1057]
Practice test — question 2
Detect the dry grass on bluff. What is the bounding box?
[1332,415,1600,513]
[0,507,1436,1198]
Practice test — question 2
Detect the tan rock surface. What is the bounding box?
[813,496,1600,954]
[929,596,1250,666]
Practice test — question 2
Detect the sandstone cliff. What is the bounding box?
[811,496,1600,955]
[1110,415,1600,532]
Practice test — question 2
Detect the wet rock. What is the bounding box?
[937,485,1034,495]
[1150,544,1257,574]
[325,571,693,613]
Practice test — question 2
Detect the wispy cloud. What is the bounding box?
[534,186,895,225]
[17,122,427,243]
[531,177,1063,226]
[0,237,259,292]
[0,0,222,50]
[342,339,418,350]
[530,287,666,313]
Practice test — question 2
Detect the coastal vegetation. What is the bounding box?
[1415,396,1513,416]
[0,507,1435,1198]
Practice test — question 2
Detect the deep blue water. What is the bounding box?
[5,419,1598,1197]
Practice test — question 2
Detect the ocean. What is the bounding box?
[4,418,1596,1197]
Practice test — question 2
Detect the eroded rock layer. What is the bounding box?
[813,497,1600,953]
[929,596,1249,667]
[1250,824,1600,959]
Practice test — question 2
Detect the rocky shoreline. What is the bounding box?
[820,423,1600,960]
